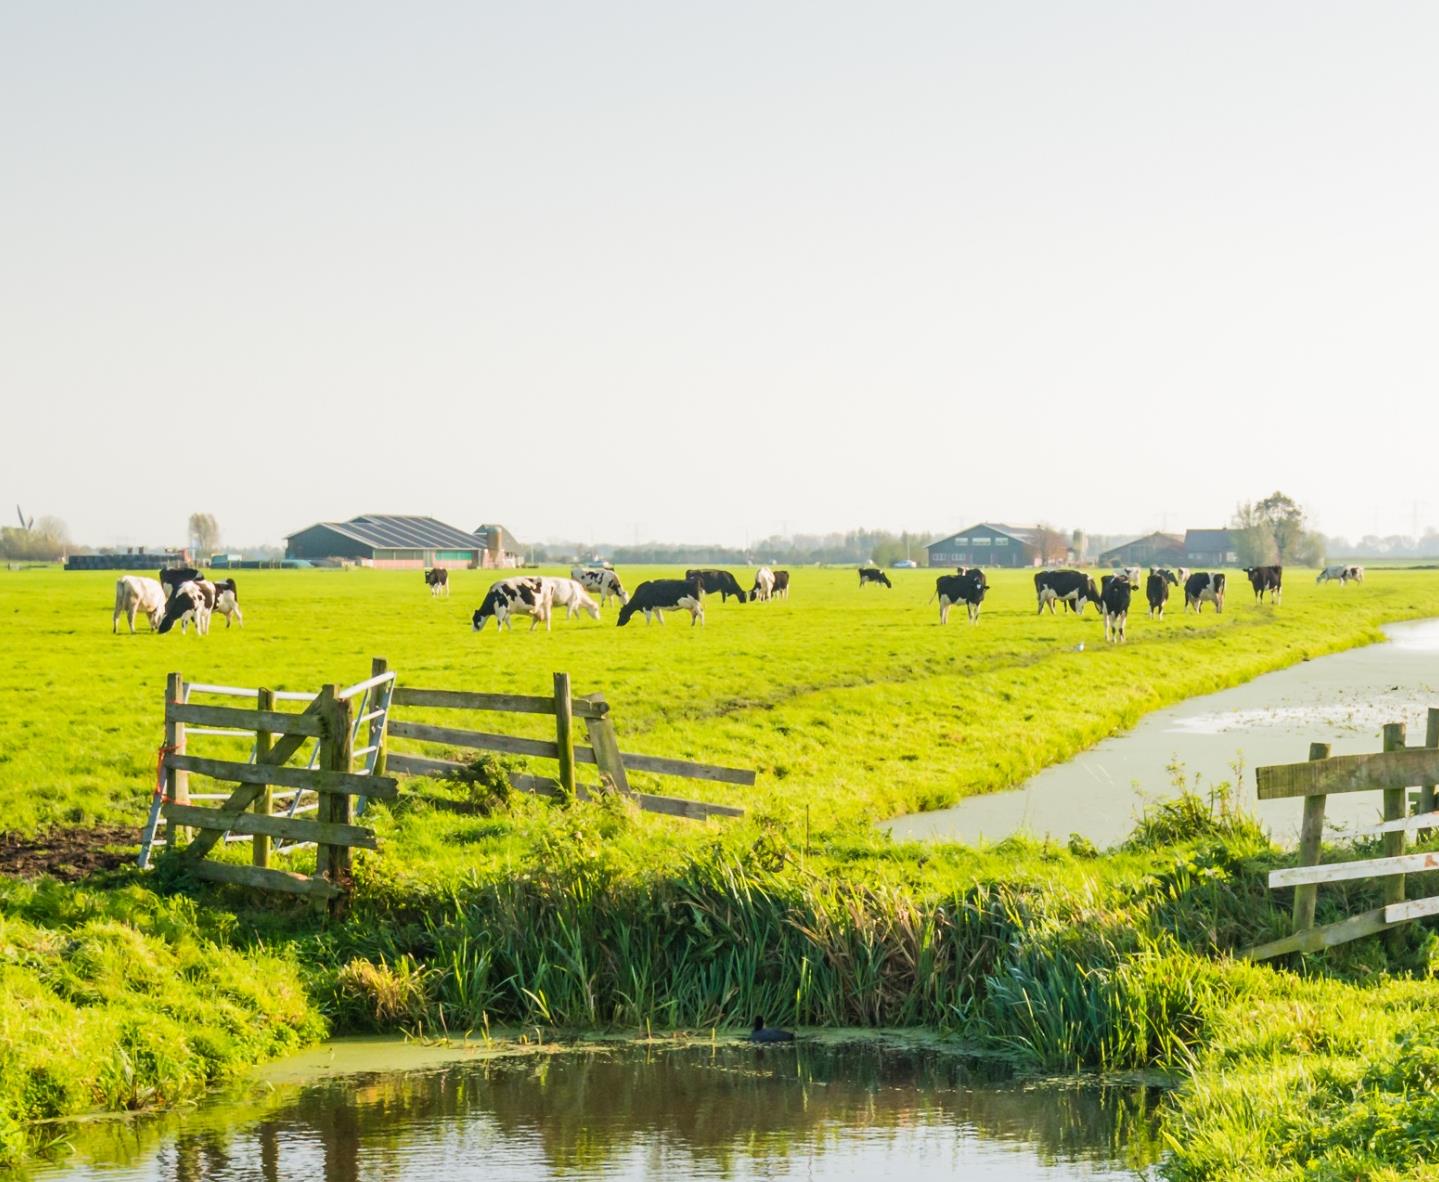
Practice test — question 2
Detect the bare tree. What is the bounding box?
[189,512,221,556]
[1032,523,1068,565]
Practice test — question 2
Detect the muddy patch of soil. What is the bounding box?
[0,825,136,880]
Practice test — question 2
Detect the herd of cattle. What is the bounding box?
[109,558,1368,642]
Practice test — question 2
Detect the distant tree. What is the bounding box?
[188,513,221,555]
[0,515,69,561]
[1232,492,1308,565]
[1031,523,1067,565]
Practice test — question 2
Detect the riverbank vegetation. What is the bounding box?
[7,567,1439,1174]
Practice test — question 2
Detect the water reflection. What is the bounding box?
[39,1043,1162,1181]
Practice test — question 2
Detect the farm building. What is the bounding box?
[925,523,1057,569]
[285,515,492,569]
[473,523,524,569]
[1185,528,1238,567]
[1098,532,1186,568]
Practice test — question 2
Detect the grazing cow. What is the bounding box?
[1317,564,1365,586]
[471,577,553,632]
[540,577,602,621]
[571,567,629,606]
[858,567,892,588]
[685,569,748,602]
[1034,570,1101,615]
[1146,569,1177,617]
[1101,574,1133,643]
[930,569,988,624]
[112,576,167,634]
[1119,565,1142,586]
[617,578,705,627]
[1243,565,1283,605]
[772,570,790,599]
[158,580,214,635]
[211,577,243,628]
[159,566,202,597]
[1184,571,1226,613]
[750,567,776,602]
[425,568,450,597]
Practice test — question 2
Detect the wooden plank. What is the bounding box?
[510,771,589,801]
[1383,896,1439,924]
[188,859,342,899]
[1241,905,1395,961]
[1352,810,1439,839]
[385,751,466,778]
[165,754,398,800]
[584,698,632,796]
[253,688,274,868]
[616,752,756,786]
[165,672,187,853]
[1256,746,1439,799]
[319,688,353,889]
[390,687,609,718]
[1292,742,1330,934]
[554,673,577,798]
[1422,708,1439,823]
[367,657,389,779]
[388,720,562,760]
[181,691,332,863]
[633,791,745,820]
[162,803,379,849]
[167,702,327,737]
[1269,848,1439,888]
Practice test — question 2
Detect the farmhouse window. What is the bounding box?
[994,538,1009,546]
[973,538,991,546]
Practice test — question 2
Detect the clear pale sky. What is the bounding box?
[4,3,1437,548]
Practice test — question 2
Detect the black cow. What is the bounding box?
[618,578,705,627]
[1184,571,1226,613]
[1034,570,1100,615]
[158,579,217,635]
[859,567,892,588]
[425,567,449,597]
[472,576,551,632]
[159,566,202,596]
[1100,575,1133,643]
[1146,569,1177,618]
[685,569,747,602]
[772,570,790,599]
[1243,565,1283,605]
[930,569,988,624]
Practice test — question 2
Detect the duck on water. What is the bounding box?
[749,1016,795,1044]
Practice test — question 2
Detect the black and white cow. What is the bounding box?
[1317,564,1364,586]
[772,570,790,599]
[685,569,748,602]
[159,566,202,597]
[472,577,553,632]
[750,567,776,602]
[1100,574,1133,643]
[211,577,242,627]
[113,576,167,634]
[617,578,705,627]
[158,580,215,635]
[859,567,892,588]
[930,569,988,624]
[425,567,449,597]
[1146,568,1177,617]
[1243,565,1283,605]
[1184,571,1226,613]
[1034,570,1101,615]
[571,567,629,606]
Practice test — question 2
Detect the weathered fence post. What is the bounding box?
[1383,721,1408,951]
[316,686,354,892]
[554,672,576,798]
[583,693,632,796]
[1292,741,1331,934]
[253,687,274,869]
[164,672,188,851]
[1421,708,1439,819]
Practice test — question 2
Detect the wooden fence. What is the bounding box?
[140,662,398,906]
[385,672,750,821]
[1244,708,1439,960]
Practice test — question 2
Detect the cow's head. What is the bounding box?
[157,585,199,634]
[472,589,503,631]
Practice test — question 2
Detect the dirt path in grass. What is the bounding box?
[0,824,136,880]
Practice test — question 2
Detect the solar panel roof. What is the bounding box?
[288,515,483,550]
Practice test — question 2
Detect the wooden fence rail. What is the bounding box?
[1244,708,1439,961]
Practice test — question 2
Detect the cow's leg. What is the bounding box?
[939,600,949,625]
[654,608,665,624]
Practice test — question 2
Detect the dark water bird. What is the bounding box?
[749,1016,795,1044]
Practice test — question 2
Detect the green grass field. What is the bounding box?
[8,564,1439,1176]
[5,562,1439,848]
